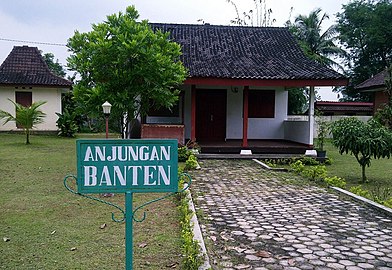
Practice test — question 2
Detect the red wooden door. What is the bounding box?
[15,92,32,128]
[196,90,227,142]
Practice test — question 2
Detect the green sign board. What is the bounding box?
[76,139,178,194]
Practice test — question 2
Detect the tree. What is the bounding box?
[0,99,46,144]
[42,52,67,78]
[287,88,307,114]
[336,0,392,101]
[288,8,346,70]
[67,6,187,138]
[285,8,345,111]
[330,117,392,183]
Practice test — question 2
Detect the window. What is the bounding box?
[145,94,183,124]
[248,90,275,118]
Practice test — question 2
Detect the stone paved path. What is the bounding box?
[190,160,392,270]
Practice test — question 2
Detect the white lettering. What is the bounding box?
[144,166,156,185]
[158,165,170,185]
[99,166,112,186]
[150,147,159,161]
[128,165,142,186]
[140,146,149,161]
[84,166,97,186]
[113,166,126,186]
[95,146,106,161]
[160,146,170,161]
[84,147,94,161]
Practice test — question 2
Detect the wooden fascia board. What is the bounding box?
[184,77,349,87]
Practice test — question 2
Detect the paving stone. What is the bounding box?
[190,160,392,269]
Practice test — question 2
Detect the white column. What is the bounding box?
[308,86,315,146]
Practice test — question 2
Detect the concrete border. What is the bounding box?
[185,186,211,269]
[331,187,392,217]
[252,158,288,172]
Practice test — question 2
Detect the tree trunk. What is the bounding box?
[361,164,366,183]
[26,129,30,144]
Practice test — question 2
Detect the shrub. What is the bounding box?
[185,154,199,171]
[301,156,320,166]
[176,174,203,269]
[178,146,191,162]
[384,198,392,208]
[56,109,79,137]
[349,185,371,199]
[301,165,327,181]
[324,176,346,189]
[290,160,305,174]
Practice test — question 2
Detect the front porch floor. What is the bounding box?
[197,139,312,156]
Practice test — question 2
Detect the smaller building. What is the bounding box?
[0,46,72,132]
[355,69,390,113]
[315,101,373,116]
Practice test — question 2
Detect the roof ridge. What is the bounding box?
[149,22,288,30]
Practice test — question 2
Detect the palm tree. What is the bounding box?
[290,8,346,70]
[0,99,47,144]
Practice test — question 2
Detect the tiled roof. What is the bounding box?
[151,23,346,81]
[0,46,72,87]
[355,70,387,90]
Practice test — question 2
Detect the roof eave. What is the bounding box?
[184,77,349,87]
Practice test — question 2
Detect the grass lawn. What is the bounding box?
[0,134,182,269]
[322,139,392,199]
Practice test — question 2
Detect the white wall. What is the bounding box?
[183,85,288,140]
[0,87,65,131]
[227,86,287,140]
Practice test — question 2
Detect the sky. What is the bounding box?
[0,0,349,100]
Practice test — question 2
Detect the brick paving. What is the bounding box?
[190,160,392,270]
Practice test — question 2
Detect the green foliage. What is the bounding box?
[331,117,392,183]
[185,155,199,171]
[315,110,330,151]
[350,184,392,207]
[384,198,392,208]
[287,88,307,115]
[290,159,327,181]
[290,160,305,174]
[67,6,187,137]
[287,8,345,70]
[337,0,392,101]
[301,165,327,181]
[0,99,46,144]
[178,146,192,162]
[176,175,203,269]
[324,176,346,189]
[42,52,66,78]
[374,103,392,131]
[349,185,371,199]
[56,109,79,137]
[301,156,320,166]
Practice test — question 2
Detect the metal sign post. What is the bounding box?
[64,139,191,270]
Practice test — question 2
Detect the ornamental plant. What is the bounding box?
[331,117,392,183]
[0,99,46,144]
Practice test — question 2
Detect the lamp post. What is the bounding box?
[102,101,113,198]
[102,101,112,139]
